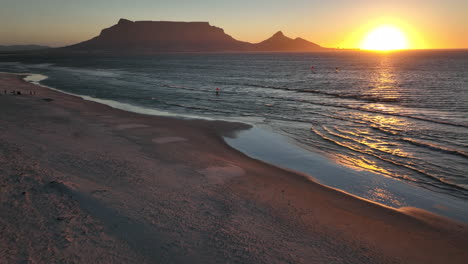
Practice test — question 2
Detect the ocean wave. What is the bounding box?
[21,73,214,121]
[323,126,412,159]
[28,63,123,78]
[310,98,468,128]
[310,126,468,193]
[161,101,235,115]
[214,81,468,128]
[402,137,468,158]
[214,81,292,91]
[215,81,402,103]
[298,88,402,103]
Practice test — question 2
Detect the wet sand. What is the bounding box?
[1,73,467,263]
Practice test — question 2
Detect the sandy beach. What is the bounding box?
[1,72,467,263]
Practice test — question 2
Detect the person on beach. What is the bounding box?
[216,87,220,96]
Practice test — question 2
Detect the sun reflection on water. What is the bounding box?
[366,55,402,102]
[334,153,391,175]
[328,55,417,183]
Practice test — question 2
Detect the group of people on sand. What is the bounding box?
[3,90,36,95]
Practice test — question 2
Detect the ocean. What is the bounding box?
[1,51,467,218]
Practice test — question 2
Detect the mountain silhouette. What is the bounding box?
[65,19,326,52]
[254,31,322,51]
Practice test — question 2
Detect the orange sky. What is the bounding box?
[1,0,467,49]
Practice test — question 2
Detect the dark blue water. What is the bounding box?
[1,51,467,201]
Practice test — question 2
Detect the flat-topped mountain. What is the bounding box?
[67,19,251,52]
[66,18,326,52]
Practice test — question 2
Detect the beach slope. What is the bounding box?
[0,73,467,263]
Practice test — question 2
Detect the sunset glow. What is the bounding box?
[1,1,467,49]
[1,1,468,262]
[360,25,409,51]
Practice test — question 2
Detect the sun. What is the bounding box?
[361,25,409,51]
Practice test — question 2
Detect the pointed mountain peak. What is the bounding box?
[273,31,285,37]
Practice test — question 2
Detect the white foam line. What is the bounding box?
[17,72,215,121]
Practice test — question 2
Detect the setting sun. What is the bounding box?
[361,25,409,51]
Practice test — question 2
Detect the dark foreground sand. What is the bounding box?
[1,73,467,264]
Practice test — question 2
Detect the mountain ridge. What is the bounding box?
[65,18,327,53]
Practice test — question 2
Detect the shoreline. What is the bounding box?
[1,72,467,263]
[17,71,468,222]
[226,127,468,223]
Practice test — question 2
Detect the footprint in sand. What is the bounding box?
[152,137,187,144]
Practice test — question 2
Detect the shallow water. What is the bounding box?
[225,126,468,222]
[1,50,467,202]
